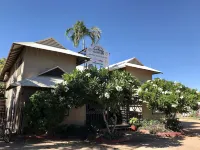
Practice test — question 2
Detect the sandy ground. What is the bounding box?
[0,118,200,150]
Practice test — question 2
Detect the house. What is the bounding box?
[1,37,162,133]
[0,38,89,133]
[109,57,163,120]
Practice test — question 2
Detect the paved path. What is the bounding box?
[0,118,200,150]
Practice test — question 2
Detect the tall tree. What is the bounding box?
[66,21,101,48]
[0,58,6,88]
[0,58,6,73]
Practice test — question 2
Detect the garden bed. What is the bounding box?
[138,129,184,137]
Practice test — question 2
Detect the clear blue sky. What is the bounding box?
[0,0,200,89]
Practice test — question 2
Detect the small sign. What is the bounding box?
[86,45,109,68]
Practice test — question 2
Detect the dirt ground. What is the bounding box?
[0,118,200,150]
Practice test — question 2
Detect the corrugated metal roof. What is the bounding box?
[36,37,66,49]
[14,42,89,59]
[109,58,161,74]
[0,40,90,81]
[9,76,63,89]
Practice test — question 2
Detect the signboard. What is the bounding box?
[86,45,109,68]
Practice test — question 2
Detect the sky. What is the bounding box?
[0,0,200,89]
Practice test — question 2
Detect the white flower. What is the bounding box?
[104,92,110,99]
[85,73,91,77]
[162,91,165,94]
[116,86,123,92]
[180,95,184,99]
[63,81,68,85]
[96,91,98,94]
[147,80,151,83]
[153,84,157,87]
[196,91,199,94]
[145,88,148,92]
[179,86,182,89]
[176,90,181,93]
[51,89,55,94]
[172,104,177,108]
[65,87,69,92]
[158,88,163,92]
[136,88,142,95]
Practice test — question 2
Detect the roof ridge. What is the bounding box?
[36,37,66,49]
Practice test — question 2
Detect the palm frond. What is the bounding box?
[65,28,73,38]
[66,21,102,47]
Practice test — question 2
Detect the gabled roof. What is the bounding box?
[0,38,90,81]
[8,66,65,89]
[36,38,66,49]
[38,66,65,77]
[109,57,161,74]
[9,76,63,89]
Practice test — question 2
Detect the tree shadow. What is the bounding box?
[115,132,184,149]
[181,120,200,137]
[0,132,185,150]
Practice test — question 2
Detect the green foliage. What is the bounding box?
[25,68,140,135]
[24,90,70,134]
[62,68,140,113]
[129,117,141,127]
[0,58,6,72]
[0,58,6,88]
[140,119,168,133]
[62,68,140,134]
[139,78,200,117]
[165,118,183,132]
[66,21,101,47]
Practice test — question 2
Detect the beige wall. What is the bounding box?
[23,47,77,79]
[62,105,86,126]
[125,66,152,83]
[4,46,84,132]
[125,66,164,120]
[142,103,164,120]
[4,50,25,132]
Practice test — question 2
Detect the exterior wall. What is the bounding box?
[4,46,84,132]
[23,47,77,79]
[125,66,152,83]
[4,50,25,132]
[142,103,164,120]
[125,66,164,120]
[62,105,86,126]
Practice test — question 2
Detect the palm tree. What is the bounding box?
[66,21,101,48]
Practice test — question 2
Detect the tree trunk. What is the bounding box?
[82,39,85,49]
[102,111,111,134]
[111,113,117,133]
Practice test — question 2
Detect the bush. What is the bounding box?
[24,90,69,134]
[165,118,183,132]
[54,124,89,139]
[129,117,141,127]
[140,119,168,134]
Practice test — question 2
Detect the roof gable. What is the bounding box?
[36,38,66,49]
[39,66,65,77]
[128,58,143,66]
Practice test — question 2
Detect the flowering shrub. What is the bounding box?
[26,68,140,135]
[61,68,141,134]
[139,78,200,118]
